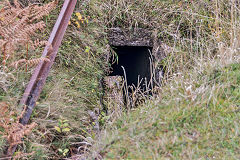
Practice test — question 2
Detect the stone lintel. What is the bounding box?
[108,28,153,47]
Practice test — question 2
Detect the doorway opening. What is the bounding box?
[109,46,153,91]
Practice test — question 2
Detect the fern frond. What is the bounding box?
[30,39,48,49]
[26,57,50,67]
[30,1,57,22]
[10,57,50,69]
[0,0,55,65]
[0,102,37,154]
[10,59,26,69]
[0,39,7,48]
[20,21,45,37]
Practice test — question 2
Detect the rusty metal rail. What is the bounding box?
[6,0,77,156]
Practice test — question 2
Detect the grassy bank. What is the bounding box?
[1,0,240,159]
[92,58,240,159]
[0,0,107,158]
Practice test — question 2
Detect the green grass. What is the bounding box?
[93,62,240,159]
[1,0,107,158]
[1,0,240,159]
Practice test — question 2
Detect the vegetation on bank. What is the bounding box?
[0,0,239,159]
[93,61,240,159]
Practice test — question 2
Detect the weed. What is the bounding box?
[54,118,71,134]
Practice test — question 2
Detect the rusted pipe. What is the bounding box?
[6,0,77,156]
[20,0,77,124]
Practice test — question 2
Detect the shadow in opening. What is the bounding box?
[109,46,153,92]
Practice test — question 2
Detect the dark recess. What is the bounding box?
[109,46,153,91]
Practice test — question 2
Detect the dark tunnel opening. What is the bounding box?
[109,46,153,91]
